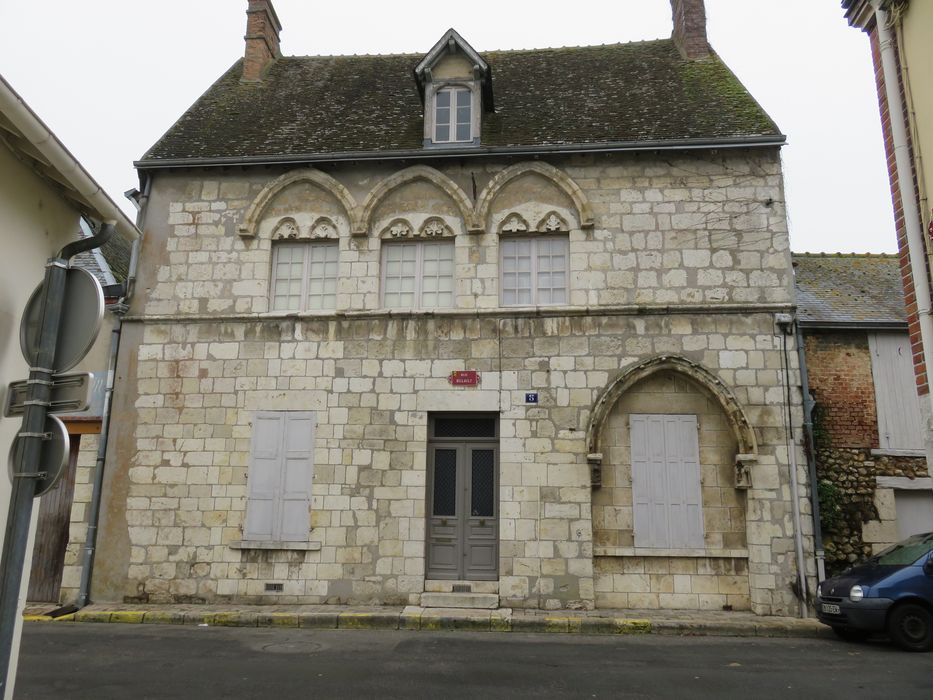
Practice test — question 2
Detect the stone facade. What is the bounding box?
[63,149,815,616]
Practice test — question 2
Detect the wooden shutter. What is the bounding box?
[245,411,315,541]
[631,414,704,549]
[279,413,315,541]
[869,333,924,451]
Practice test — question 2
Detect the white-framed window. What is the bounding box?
[630,414,705,549]
[244,411,316,543]
[382,240,455,309]
[270,241,339,311]
[434,86,472,143]
[501,236,568,306]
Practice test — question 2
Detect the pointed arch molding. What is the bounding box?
[358,165,480,235]
[238,169,359,238]
[585,354,758,464]
[475,161,595,230]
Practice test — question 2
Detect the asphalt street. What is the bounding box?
[15,624,933,699]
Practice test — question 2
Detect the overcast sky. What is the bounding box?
[0,1,893,253]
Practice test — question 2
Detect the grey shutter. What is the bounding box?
[245,412,284,540]
[279,413,315,541]
[869,333,924,450]
[631,414,704,549]
[245,411,315,542]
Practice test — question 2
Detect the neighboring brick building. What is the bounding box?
[63,0,815,616]
[842,1,933,467]
[795,253,931,575]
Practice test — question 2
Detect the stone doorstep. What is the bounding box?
[420,592,499,609]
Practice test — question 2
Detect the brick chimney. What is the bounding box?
[242,0,282,82]
[671,0,710,60]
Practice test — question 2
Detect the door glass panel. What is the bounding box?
[470,449,495,517]
[433,417,497,439]
[432,449,457,516]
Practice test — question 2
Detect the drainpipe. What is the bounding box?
[873,1,933,418]
[777,314,808,618]
[795,321,826,583]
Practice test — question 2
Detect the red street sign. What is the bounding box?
[449,370,480,386]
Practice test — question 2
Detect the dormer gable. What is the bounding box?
[414,29,493,148]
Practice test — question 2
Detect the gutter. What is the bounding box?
[134,134,787,171]
[0,74,139,243]
[796,320,908,331]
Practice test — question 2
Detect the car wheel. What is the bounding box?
[831,626,869,642]
[887,603,933,652]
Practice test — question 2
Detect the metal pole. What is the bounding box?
[0,257,67,695]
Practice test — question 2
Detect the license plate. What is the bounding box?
[821,603,841,615]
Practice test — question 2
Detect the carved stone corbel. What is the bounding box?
[734,453,756,490]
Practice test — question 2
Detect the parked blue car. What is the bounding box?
[817,532,933,651]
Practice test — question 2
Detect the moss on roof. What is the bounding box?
[140,39,781,164]
[792,253,907,326]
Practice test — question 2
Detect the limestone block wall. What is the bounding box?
[592,370,750,610]
[132,151,791,321]
[69,311,812,615]
[60,149,814,615]
[60,434,99,602]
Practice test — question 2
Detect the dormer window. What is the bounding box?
[415,28,493,149]
[434,87,472,143]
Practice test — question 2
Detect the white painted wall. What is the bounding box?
[0,140,84,700]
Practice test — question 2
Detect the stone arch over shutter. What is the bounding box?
[358,165,479,235]
[586,355,758,483]
[239,169,358,238]
[474,161,595,231]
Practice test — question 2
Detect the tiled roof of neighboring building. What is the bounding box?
[71,223,132,285]
[139,39,782,166]
[792,253,906,327]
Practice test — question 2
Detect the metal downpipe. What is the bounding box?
[795,321,826,583]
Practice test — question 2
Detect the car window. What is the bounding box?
[871,532,933,565]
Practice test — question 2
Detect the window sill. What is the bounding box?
[229,540,322,551]
[593,547,749,559]
[870,448,925,458]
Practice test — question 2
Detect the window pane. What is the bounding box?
[384,244,418,308]
[436,90,451,108]
[471,449,495,517]
[435,124,450,142]
[306,243,338,310]
[536,237,568,305]
[456,89,471,107]
[432,449,457,516]
[456,122,471,142]
[420,242,454,308]
[501,239,533,306]
[272,244,306,311]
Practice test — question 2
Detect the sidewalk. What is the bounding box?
[23,603,829,639]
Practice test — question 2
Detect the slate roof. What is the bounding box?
[139,39,782,166]
[793,253,907,327]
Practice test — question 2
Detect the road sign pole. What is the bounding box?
[0,256,67,693]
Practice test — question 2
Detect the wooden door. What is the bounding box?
[27,435,79,603]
